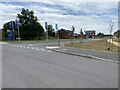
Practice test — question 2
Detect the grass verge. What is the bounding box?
[64,39,119,52]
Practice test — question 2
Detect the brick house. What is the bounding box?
[85,30,95,38]
[59,29,73,39]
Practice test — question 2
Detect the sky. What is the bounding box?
[0,0,119,34]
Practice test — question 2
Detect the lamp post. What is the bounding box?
[45,22,48,43]
[55,24,60,46]
[15,18,20,41]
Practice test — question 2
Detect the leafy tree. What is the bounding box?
[48,24,55,38]
[114,30,120,38]
[17,8,44,40]
[97,32,104,38]
[80,28,84,38]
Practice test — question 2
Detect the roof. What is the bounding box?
[117,30,120,32]
[85,30,95,33]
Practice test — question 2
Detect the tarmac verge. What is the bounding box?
[46,46,119,64]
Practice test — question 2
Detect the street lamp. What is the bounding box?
[15,18,21,41]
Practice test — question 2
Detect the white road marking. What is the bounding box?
[23,46,26,48]
[63,49,66,50]
[47,50,52,52]
[36,49,40,50]
[41,48,45,51]
[29,44,33,46]
[31,47,35,49]
[27,47,30,49]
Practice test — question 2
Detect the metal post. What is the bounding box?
[18,24,20,41]
[11,21,15,41]
[16,18,21,41]
[45,22,48,43]
[46,30,48,43]
[58,30,60,46]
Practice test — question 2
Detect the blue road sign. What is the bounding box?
[15,18,20,29]
[8,22,12,30]
[45,22,48,30]
[7,31,14,40]
[55,24,58,30]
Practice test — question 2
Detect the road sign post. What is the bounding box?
[55,24,60,46]
[15,18,21,41]
[45,22,48,43]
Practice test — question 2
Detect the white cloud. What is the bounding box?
[1,0,119,2]
[0,1,118,34]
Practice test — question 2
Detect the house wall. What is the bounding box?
[85,31,95,38]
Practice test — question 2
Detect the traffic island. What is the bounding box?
[46,46,60,49]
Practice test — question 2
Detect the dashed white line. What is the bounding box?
[27,47,30,49]
[47,50,52,52]
[36,49,40,50]
[31,47,35,49]
[41,48,45,51]
[20,46,23,48]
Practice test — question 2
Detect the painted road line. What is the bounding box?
[20,46,23,47]
[47,50,52,52]
[31,47,35,49]
[23,46,26,48]
[46,46,60,49]
[36,49,40,50]
[41,48,45,51]
[63,49,66,50]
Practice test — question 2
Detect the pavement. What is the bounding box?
[2,42,118,88]
[46,43,119,64]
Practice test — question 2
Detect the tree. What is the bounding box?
[97,32,104,38]
[17,8,44,40]
[80,28,84,38]
[114,30,120,38]
[48,24,55,38]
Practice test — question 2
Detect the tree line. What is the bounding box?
[2,8,55,40]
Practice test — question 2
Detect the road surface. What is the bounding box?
[2,42,118,88]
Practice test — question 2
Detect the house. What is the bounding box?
[59,29,73,39]
[85,30,95,38]
[74,33,79,38]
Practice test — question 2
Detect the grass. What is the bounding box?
[64,39,120,52]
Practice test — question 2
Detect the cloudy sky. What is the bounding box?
[0,0,119,34]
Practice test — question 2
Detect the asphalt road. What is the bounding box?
[2,42,118,88]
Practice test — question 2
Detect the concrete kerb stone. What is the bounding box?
[47,48,119,64]
[0,42,9,44]
[46,46,60,49]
